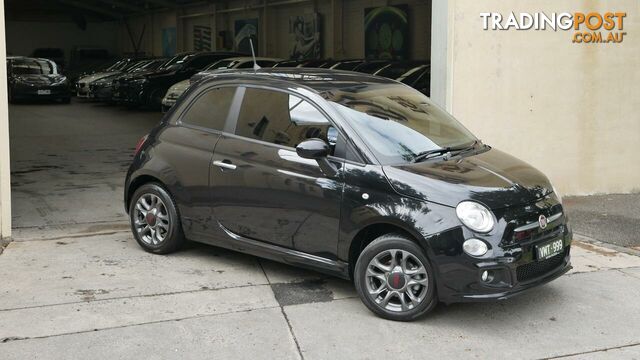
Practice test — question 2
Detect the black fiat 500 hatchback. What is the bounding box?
[125,69,572,321]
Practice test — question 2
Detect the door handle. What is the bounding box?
[213,160,237,170]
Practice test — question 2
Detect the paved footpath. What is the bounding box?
[1,224,640,360]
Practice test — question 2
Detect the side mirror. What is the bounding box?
[296,138,330,159]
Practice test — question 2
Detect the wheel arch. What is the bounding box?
[126,173,167,213]
[346,220,429,279]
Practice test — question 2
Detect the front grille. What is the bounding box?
[516,249,567,283]
[512,225,564,245]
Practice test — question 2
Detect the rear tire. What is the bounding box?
[354,234,438,321]
[129,183,185,254]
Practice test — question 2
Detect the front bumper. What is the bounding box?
[431,199,572,304]
[113,82,147,105]
[88,84,113,101]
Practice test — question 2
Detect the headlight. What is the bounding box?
[456,201,495,233]
[462,239,488,257]
[552,184,563,204]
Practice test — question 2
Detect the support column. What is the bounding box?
[430,0,453,111]
[0,0,12,240]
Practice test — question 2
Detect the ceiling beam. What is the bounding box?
[98,0,147,13]
[57,0,123,19]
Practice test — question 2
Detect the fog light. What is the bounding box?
[481,271,489,282]
[463,239,488,257]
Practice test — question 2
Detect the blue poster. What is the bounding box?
[162,27,177,57]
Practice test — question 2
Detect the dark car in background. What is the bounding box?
[7,56,70,103]
[115,51,241,108]
[89,58,166,102]
[374,60,428,80]
[329,59,365,71]
[161,56,281,112]
[397,64,430,95]
[353,60,391,74]
[124,69,572,321]
[273,59,305,68]
[76,58,139,98]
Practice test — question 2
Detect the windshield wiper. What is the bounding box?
[413,140,481,163]
[413,148,454,163]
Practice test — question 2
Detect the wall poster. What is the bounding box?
[364,5,409,60]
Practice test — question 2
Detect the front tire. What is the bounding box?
[354,234,438,321]
[129,183,185,254]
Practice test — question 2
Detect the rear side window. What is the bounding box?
[181,87,236,130]
[235,88,333,149]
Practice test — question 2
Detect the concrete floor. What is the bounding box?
[2,100,640,359]
[9,99,160,229]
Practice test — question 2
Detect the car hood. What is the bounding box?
[382,147,553,209]
[142,69,177,79]
[79,71,120,84]
[15,74,66,85]
[93,73,120,84]
[126,69,160,78]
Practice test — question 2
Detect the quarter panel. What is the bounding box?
[152,124,221,237]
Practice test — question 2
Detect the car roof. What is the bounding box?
[200,68,398,94]
[7,56,54,63]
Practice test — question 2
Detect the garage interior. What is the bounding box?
[3,0,433,233]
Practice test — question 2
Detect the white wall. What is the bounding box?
[6,21,119,62]
[0,1,11,239]
[439,0,640,195]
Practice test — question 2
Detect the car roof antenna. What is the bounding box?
[249,38,260,72]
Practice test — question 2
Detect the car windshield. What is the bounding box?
[138,59,165,71]
[12,59,57,75]
[326,85,477,164]
[106,60,129,71]
[125,60,149,72]
[159,54,194,70]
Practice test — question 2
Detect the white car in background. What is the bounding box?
[161,56,282,112]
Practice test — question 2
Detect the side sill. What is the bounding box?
[212,224,351,280]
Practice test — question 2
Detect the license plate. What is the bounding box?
[37,90,51,95]
[536,239,564,260]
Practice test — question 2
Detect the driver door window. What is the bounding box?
[234,88,336,154]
